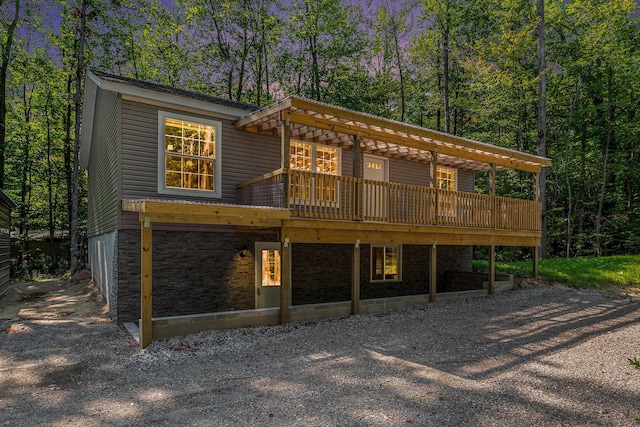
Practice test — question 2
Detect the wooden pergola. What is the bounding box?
[127,97,551,349]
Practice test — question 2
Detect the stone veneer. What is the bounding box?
[115,230,473,322]
[116,229,277,323]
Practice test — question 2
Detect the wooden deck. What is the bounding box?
[237,168,541,233]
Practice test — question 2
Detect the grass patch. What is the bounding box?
[473,254,640,290]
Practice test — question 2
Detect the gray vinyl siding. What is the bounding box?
[121,100,281,202]
[458,170,474,192]
[389,157,431,186]
[120,100,282,229]
[87,88,119,237]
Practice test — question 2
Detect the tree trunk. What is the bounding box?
[595,66,614,257]
[442,20,450,133]
[71,0,88,270]
[45,93,57,267]
[0,0,20,188]
[19,84,31,270]
[536,0,547,258]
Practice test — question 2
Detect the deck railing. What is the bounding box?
[237,169,541,231]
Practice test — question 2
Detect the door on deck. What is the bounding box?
[363,154,389,219]
[255,242,282,309]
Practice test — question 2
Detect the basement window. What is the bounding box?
[371,245,402,282]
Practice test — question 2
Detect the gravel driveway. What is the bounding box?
[1,276,639,426]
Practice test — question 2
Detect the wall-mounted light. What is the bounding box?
[240,245,248,258]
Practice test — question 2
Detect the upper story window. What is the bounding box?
[158,111,222,198]
[290,141,340,175]
[290,141,340,203]
[436,167,457,191]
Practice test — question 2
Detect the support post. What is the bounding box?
[140,214,153,349]
[430,150,438,224]
[353,134,362,219]
[429,243,437,303]
[281,112,291,208]
[489,244,495,294]
[490,163,496,228]
[353,134,362,178]
[280,238,291,324]
[352,240,360,315]
[534,172,540,279]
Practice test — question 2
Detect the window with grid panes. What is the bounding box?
[158,112,222,197]
[290,141,340,202]
[436,167,456,215]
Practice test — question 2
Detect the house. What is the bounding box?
[0,189,17,297]
[81,71,550,348]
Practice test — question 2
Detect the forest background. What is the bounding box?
[0,0,638,275]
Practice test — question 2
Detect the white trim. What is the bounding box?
[370,244,402,283]
[80,74,98,169]
[157,111,222,198]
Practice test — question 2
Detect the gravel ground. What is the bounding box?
[1,274,639,427]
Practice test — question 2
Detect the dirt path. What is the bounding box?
[1,275,639,426]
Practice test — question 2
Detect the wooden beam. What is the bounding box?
[429,244,437,303]
[533,246,539,279]
[122,200,290,219]
[140,214,153,349]
[146,212,284,227]
[234,97,293,128]
[280,239,291,324]
[489,245,496,294]
[352,241,360,315]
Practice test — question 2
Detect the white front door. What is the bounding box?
[363,154,389,219]
[255,242,282,309]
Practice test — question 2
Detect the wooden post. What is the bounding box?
[430,150,438,224]
[353,134,362,219]
[280,238,291,324]
[429,244,437,303]
[353,134,362,178]
[140,214,152,349]
[281,112,291,208]
[352,240,361,314]
[533,172,540,278]
[490,163,496,228]
[489,244,495,294]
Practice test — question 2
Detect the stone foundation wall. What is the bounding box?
[116,229,277,323]
[114,230,474,322]
[291,244,352,305]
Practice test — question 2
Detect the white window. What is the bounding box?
[371,245,401,282]
[158,111,222,198]
[290,141,340,203]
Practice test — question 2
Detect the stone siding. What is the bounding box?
[116,229,277,323]
[291,244,352,305]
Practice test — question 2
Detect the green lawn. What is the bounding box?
[473,254,640,290]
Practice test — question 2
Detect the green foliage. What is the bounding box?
[628,357,640,369]
[473,255,640,290]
